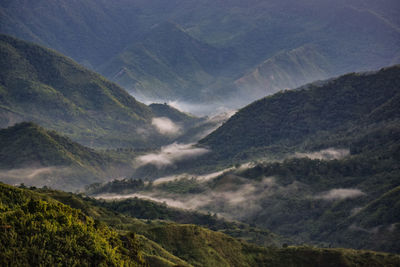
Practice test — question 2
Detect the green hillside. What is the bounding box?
[0,182,145,266]
[0,122,132,190]
[2,182,399,267]
[200,65,400,161]
[0,34,157,148]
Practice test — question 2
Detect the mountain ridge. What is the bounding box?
[200,65,400,160]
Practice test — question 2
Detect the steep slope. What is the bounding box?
[200,65,400,161]
[99,21,236,101]
[0,122,131,190]
[0,34,157,148]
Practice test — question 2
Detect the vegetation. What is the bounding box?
[0,182,145,266]
[200,65,400,162]
[124,108,400,252]
[2,181,400,266]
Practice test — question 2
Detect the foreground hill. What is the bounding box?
[0,34,158,148]
[200,65,400,161]
[2,182,399,267]
[0,182,145,266]
[0,122,131,190]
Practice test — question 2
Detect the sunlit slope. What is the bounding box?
[0,182,145,266]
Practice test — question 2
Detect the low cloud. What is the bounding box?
[0,166,81,191]
[152,174,191,185]
[131,92,242,117]
[167,100,235,117]
[0,167,56,180]
[96,176,280,220]
[348,224,380,234]
[149,161,255,185]
[315,188,366,200]
[294,148,350,160]
[136,143,209,168]
[152,117,181,136]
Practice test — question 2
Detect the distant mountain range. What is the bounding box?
[1,0,399,105]
[98,21,237,101]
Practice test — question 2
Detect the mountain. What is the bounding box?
[2,0,399,106]
[0,34,204,148]
[233,44,332,99]
[0,122,130,190]
[0,0,145,67]
[2,182,399,266]
[98,21,237,101]
[200,65,400,161]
